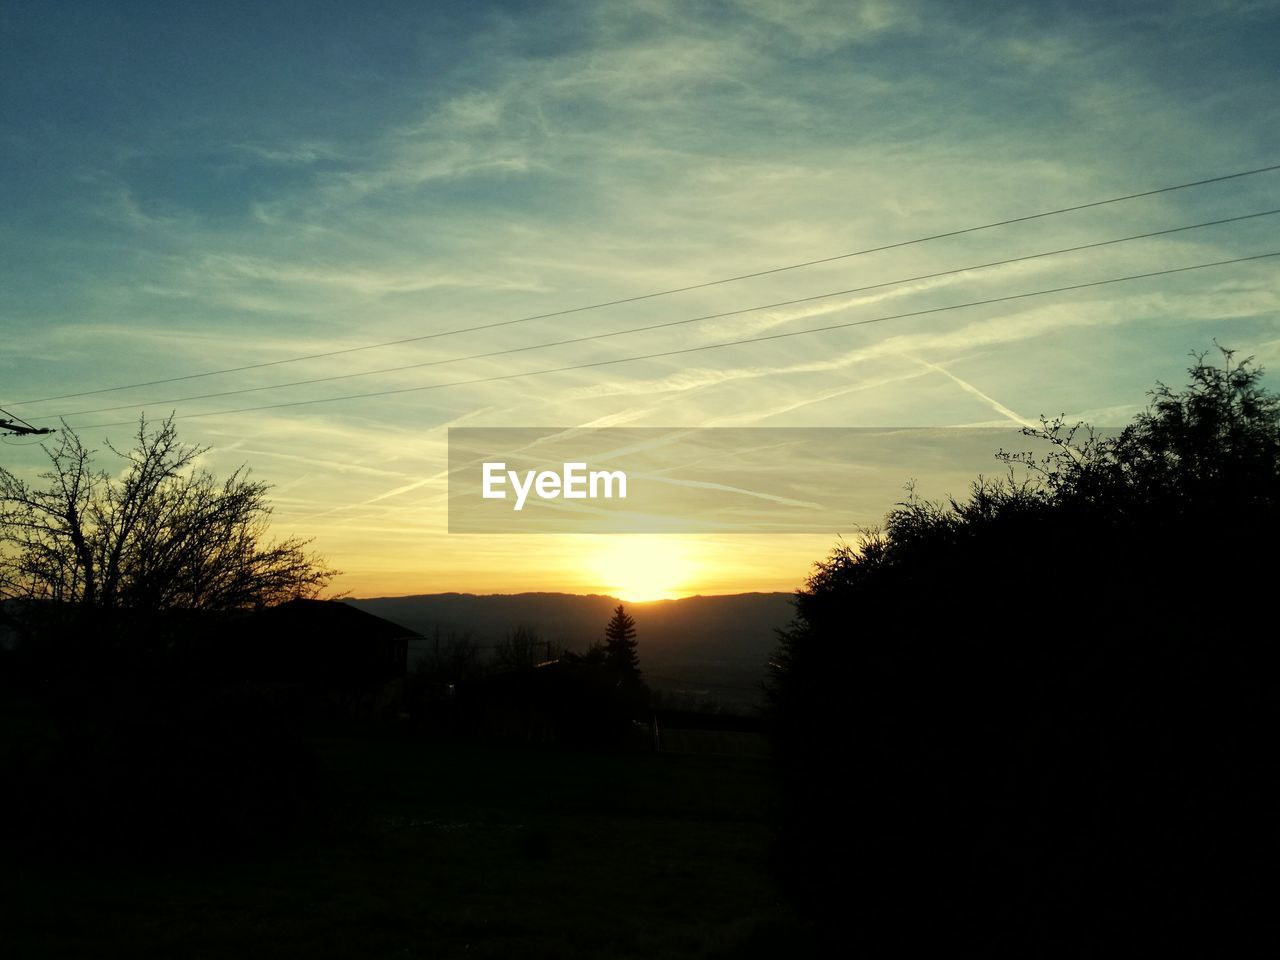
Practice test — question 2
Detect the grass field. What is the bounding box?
[2,738,809,959]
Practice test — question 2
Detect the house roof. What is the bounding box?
[222,599,421,683]
[248,598,422,641]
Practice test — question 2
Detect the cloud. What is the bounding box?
[6,0,1278,594]
[91,186,180,230]
[195,252,554,296]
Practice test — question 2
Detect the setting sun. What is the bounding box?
[588,536,700,602]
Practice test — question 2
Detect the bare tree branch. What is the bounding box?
[0,415,337,612]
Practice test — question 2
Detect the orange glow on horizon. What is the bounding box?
[324,533,833,600]
[586,536,700,602]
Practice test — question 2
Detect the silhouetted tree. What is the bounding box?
[549,640,645,745]
[603,603,641,684]
[1000,345,1280,519]
[0,416,337,854]
[402,629,487,739]
[492,624,553,672]
[0,415,336,614]
[769,347,1275,952]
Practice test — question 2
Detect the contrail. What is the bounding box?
[904,354,1039,430]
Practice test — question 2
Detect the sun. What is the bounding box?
[588,536,699,602]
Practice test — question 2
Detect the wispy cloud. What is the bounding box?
[4,0,1277,594]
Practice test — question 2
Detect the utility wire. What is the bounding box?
[11,161,1280,408]
[34,209,1280,420]
[66,251,1279,430]
[0,406,55,437]
[0,407,38,430]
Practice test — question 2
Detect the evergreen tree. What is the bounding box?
[603,603,641,684]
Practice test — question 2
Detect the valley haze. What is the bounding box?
[349,591,795,709]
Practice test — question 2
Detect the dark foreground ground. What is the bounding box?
[2,738,809,959]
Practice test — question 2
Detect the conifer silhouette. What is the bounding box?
[603,604,641,685]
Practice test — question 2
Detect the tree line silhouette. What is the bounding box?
[768,346,1275,952]
[402,605,651,746]
[8,345,1268,949]
[0,416,659,857]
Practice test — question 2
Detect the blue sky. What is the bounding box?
[3,0,1278,597]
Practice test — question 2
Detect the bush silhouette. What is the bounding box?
[769,348,1275,951]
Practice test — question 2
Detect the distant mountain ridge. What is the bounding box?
[347,591,796,673]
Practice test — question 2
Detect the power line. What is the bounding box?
[65,251,1279,430]
[0,406,55,437]
[33,208,1280,420]
[0,433,54,446]
[11,161,1279,408]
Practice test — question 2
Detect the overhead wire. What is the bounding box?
[10,161,1279,408]
[0,406,41,431]
[45,208,1280,419]
[33,208,1280,421]
[64,250,1280,430]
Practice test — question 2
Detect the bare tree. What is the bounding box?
[0,415,336,612]
[492,624,557,671]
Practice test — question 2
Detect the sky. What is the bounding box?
[2,0,1278,601]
